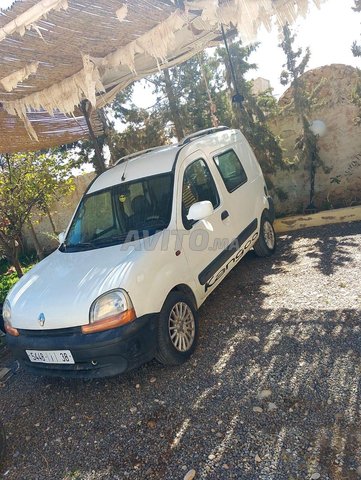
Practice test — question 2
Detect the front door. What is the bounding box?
[176,151,234,299]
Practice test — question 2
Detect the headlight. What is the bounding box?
[2,300,19,337]
[82,289,136,334]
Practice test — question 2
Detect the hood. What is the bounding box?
[7,245,137,330]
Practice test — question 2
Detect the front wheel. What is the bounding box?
[254,213,276,257]
[155,292,199,366]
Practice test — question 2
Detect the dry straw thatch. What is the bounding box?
[0,0,323,153]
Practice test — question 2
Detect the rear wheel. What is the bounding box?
[254,213,276,257]
[155,292,199,366]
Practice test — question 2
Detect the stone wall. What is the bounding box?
[268,64,361,215]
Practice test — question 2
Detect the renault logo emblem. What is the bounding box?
[38,313,45,327]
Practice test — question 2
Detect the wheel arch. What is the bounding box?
[168,284,198,310]
[261,207,273,222]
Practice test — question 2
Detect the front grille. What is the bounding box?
[18,326,82,337]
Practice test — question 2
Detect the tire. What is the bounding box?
[254,213,276,257]
[155,292,199,366]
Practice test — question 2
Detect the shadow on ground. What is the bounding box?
[0,222,360,480]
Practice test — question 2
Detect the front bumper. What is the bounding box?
[6,314,157,378]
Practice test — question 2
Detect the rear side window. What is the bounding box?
[214,149,248,192]
[182,158,219,228]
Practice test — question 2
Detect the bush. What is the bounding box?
[0,267,32,304]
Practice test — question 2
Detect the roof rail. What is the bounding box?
[114,145,168,166]
[179,126,230,146]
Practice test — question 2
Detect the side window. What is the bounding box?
[214,149,248,192]
[182,158,219,229]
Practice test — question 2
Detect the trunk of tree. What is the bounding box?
[96,108,117,166]
[80,100,106,175]
[27,220,44,261]
[198,55,219,128]
[163,69,185,140]
[45,205,57,235]
[12,255,23,278]
[0,235,23,277]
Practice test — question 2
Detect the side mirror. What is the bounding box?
[187,201,213,221]
[58,231,66,244]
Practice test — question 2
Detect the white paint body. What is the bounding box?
[7,129,271,330]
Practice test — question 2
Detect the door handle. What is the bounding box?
[221,210,229,220]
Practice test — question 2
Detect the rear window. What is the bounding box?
[214,149,248,192]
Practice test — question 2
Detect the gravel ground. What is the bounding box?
[1,221,361,480]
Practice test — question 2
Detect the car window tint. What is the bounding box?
[115,174,173,232]
[182,158,219,228]
[214,149,248,192]
[80,191,115,242]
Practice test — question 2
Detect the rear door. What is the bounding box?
[211,140,259,251]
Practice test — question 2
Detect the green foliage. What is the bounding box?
[61,105,118,172]
[352,71,361,125]
[0,266,32,304]
[279,25,311,115]
[78,43,284,181]
[352,0,361,57]
[108,109,169,158]
[330,175,342,185]
[280,24,329,209]
[256,89,279,118]
[149,53,228,139]
[108,83,173,159]
[111,85,135,122]
[213,41,285,176]
[63,88,135,172]
[0,151,75,275]
[351,4,361,124]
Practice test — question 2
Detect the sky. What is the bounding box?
[132,0,361,106]
[0,0,17,9]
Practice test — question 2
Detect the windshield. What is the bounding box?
[62,173,173,252]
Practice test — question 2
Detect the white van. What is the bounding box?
[3,127,276,377]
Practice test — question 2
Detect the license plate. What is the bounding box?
[26,350,75,364]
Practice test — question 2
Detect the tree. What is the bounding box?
[279,24,328,212]
[213,41,284,185]
[62,86,135,172]
[0,151,75,276]
[108,109,169,157]
[351,1,361,125]
[149,53,230,140]
[352,0,361,57]
[61,107,111,174]
[107,84,172,158]
[157,68,185,140]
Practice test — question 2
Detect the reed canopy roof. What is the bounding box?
[0,0,323,153]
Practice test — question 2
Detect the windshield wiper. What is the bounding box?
[92,234,129,246]
[65,242,95,251]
